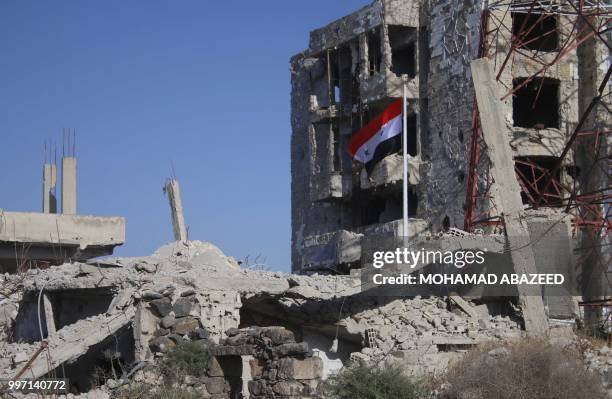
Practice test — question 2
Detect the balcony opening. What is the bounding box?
[363,196,386,225]
[408,187,418,216]
[442,216,450,231]
[512,12,558,52]
[50,288,115,330]
[328,51,341,104]
[12,288,115,343]
[332,122,341,172]
[389,25,416,78]
[328,47,352,106]
[359,189,416,227]
[515,156,562,207]
[367,28,382,75]
[513,77,560,128]
[333,85,341,103]
[407,114,418,156]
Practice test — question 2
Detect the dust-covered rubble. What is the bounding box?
[0,240,525,396]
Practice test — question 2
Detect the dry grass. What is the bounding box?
[440,339,607,399]
[573,326,609,355]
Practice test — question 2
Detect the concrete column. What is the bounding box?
[61,157,77,214]
[381,24,392,73]
[164,179,188,241]
[42,163,57,214]
[43,293,56,336]
[241,355,254,399]
[576,18,608,326]
[133,302,155,362]
[358,33,369,79]
[471,58,548,335]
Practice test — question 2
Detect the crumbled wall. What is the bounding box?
[425,1,585,231]
[346,296,522,375]
[424,0,481,230]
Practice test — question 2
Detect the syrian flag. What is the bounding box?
[348,98,402,174]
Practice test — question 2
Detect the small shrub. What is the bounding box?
[160,340,210,383]
[323,361,426,399]
[440,339,607,399]
[575,320,609,345]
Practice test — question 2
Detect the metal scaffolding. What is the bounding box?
[463,0,611,326]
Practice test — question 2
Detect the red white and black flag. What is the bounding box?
[347,98,402,173]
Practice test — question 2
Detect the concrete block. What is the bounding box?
[261,326,296,346]
[172,317,199,335]
[149,298,172,317]
[149,336,176,353]
[210,344,256,356]
[173,297,193,318]
[272,342,310,357]
[207,356,225,377]
[249,357,265,378]
[272,381,304,396]
[277,357,323,380]
[204,377,228,394]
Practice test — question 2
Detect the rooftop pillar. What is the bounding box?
[61,157,77,214]
[42,163,57,213]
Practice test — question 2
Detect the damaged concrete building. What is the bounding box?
[0,152,125,273]
[290,0,610,280]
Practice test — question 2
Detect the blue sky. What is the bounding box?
[0,1,369,272]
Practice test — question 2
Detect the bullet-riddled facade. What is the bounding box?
[290,0,609,274]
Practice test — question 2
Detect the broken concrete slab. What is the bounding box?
[449,295,479,319]
[0,211,125,272]
[0,307,135,381]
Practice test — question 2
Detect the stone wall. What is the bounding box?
[135,286,241,361]
[212,326,323,399]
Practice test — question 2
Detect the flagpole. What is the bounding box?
[402,82,408,238]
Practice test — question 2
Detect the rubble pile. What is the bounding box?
[345,297,522,374]
[580,341,612,389]
[0,240,527,395]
